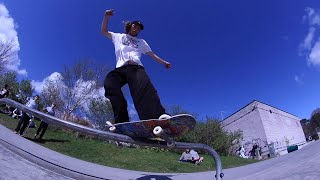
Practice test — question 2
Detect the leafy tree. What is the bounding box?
[301,119,314,138]
[310,109,320,132]
[0,40,17,74]
[85,96,114,130]
[0,72,19,101]
[178,117,243,155]
[18,79,34,104]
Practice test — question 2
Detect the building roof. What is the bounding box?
[221,100,300,122]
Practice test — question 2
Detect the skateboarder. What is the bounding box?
[101,9,171,123]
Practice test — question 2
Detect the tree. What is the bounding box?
[178,117,243,155]
[40,79,64,111]
[85,96,114,130]
[0,40,18,74]
[310,109,320,131]
[60,59,109,120]
[18,79,34,104]
[0,72,19,100]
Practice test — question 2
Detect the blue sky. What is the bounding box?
[1,0,320,120]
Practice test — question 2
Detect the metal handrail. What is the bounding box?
[0,98,223,180]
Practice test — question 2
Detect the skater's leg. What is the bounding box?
[104,69,129,123]
[127,65,166,120]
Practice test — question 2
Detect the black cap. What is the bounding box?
[131,21,144,30]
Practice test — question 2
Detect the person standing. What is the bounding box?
[101,9,171,123]
[34,103,56,139]
[14,95,40,135]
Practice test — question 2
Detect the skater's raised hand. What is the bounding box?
[105,9,114,16]
[164,61,171,69]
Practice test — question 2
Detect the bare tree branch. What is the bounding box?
[0,40,17,74]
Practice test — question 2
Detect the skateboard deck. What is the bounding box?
[107,114,196,139]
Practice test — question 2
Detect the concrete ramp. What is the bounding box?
[1,124,320,179]
[0,125,214,180]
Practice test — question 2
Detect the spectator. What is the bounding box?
[179,149,192,163]
[34,103,56,139]
[11,108,22,119]
[0,84,9,98]
[251,143,258,159]
[238,146,249,159]
[190,149,204,165]
[14,95,40,135]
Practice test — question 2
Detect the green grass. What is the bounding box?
[0,112,257,173]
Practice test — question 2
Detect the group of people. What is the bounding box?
[179,149,204,165]
[0,83,57,139]
[237,143,261,159]
[9,94,56,140]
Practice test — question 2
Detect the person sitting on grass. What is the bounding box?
[190,149,204,165]
[179,149,193,163]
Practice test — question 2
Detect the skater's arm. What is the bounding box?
[146,51,171,69]
[101,9,114,40]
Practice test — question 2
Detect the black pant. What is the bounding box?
[15,113,31,135]
[36,121,48,138]
[104,65,165,123]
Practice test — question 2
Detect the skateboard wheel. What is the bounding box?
[106,121,116,132]
[153,126,163,136]
[109,126,116,132]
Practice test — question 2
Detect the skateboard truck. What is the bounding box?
[106,122,176,148]
[153,126,175,148]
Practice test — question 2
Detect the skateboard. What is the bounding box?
[105,114,196,145]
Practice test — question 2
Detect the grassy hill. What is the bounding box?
[0,113,256,173]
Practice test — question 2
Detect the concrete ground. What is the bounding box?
[0,125,320,180]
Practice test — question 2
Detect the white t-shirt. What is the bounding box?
[110,32,152,68]
[46,106,55,116]
[0,88,8,96]
[190,150,200,159]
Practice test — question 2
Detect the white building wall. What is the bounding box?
[222,100,306,156]
[256,102,306,153]
[222,101,268,152]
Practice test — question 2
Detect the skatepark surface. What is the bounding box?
[1,125,320,180]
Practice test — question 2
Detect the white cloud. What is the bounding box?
[305,7,320,26]
[294,74,304,85]
[31,72,63,93]
[0,3,26,75]
[300,7,320,69]
[308,41,320,66]
[301,27,315,50]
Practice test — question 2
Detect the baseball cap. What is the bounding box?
[131,21,144,30]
